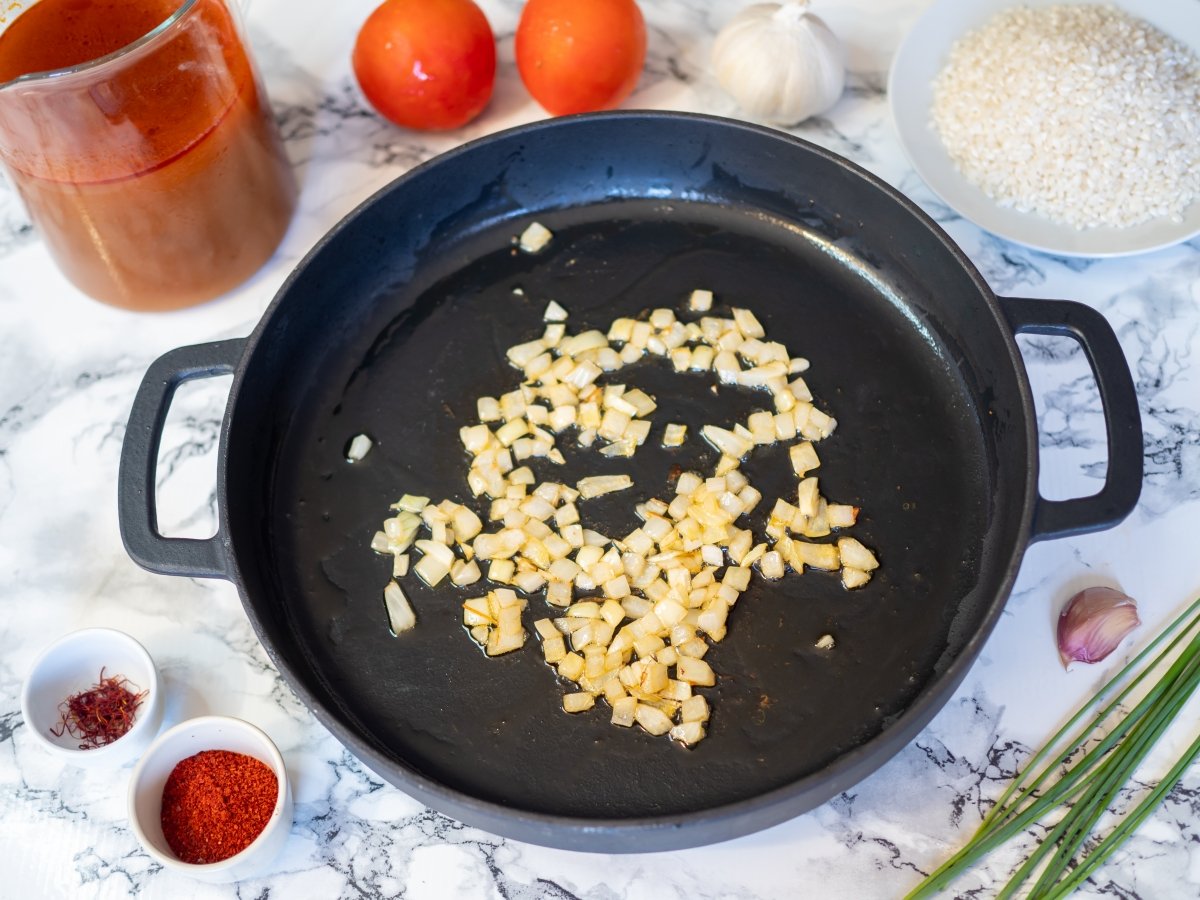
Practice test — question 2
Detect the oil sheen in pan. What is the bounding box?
[267,197,989,819]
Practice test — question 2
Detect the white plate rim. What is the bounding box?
[887,0,1200,258]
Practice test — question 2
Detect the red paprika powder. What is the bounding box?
[160,750,278,864]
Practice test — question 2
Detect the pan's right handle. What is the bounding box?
[999,297,1143,543]
[118,339,246,579]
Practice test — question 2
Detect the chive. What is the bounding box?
[908,602,1199,898]
[1025,647,1200,897]
[983,597,1200,835]
[906,598,1200,899]
[1042,729,1200,899]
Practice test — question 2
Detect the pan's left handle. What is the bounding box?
[999,297,1142,544]
[118,339,246,580]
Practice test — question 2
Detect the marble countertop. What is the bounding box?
[3,0,1199,897]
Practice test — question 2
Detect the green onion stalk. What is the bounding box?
[906,597,1200,899]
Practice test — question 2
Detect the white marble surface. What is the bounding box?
[2,0,1199,897]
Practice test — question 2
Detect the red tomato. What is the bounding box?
[352,0,495,131]
[515,0,647,116]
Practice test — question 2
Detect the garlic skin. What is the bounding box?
[711,0,846,125]
[1057,586,1141,669]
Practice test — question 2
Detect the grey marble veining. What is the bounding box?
[2,1,1200,897]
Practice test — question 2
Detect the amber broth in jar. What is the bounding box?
[0,0,296,310]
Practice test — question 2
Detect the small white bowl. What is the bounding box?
[128,716,293,883]
[20,628,164,768]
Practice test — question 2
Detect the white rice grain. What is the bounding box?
[931,4,1200,230]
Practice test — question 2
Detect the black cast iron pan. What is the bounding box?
[119,112,1142,852]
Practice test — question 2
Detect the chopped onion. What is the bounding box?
[611,695,637,727]
[791,541,840,572]
[371,287,882,750]
[732,308,765,339]
[789,442,821,477]
[669,720,705,746]
[739,362,787,387]
[383,581,416,635]
[395,494,429,513]
[346,433,373,462]
[543,323,566,346]
[506,339,546,369]
[452,506,483,541]
[676,656,716,686]
[827,504,858,528]
[413,540,455,586]
[713,350,741,384]
[701,425,753,459]
[477,397,502,422]
[518,221,553,253]
[841,567,871,590]
[758,550,785,580]
[634,703,673,736]
[577,475,633,499]
[680,695,709,723]
[837,537,878,572]
[450,559,482,586]
[563,692,595,713]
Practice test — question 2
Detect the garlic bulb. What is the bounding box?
[711,0,846,125]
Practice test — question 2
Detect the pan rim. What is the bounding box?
[217,110,1040,851]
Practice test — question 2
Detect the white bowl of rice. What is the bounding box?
[888,0,1200,257]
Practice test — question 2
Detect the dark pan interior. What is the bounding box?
[226,115,1029,827]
